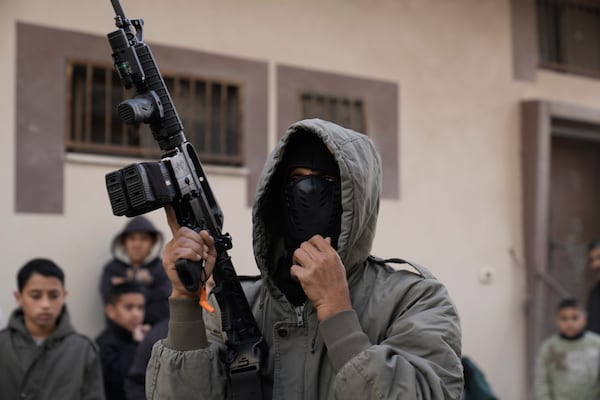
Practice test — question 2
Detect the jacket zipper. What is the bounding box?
[294,304,305,327]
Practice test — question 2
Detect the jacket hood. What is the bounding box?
[8,306,75,343]
[111,216,164,264]
[252,118,381,285]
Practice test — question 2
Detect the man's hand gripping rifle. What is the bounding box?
[103,1,266,396]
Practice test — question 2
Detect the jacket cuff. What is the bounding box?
[319,309,371,372]
[165,297,208,351]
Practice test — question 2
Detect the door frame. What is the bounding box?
[521,100,600,390]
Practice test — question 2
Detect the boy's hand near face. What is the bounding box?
[132,323,151,342]
[111,276,125,285]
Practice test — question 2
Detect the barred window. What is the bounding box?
[67,61,243,165]
[537,0,600,78]
[300,92,366,134]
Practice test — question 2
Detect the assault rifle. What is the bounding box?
[104,1,266,397]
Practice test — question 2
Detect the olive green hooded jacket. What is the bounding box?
[147,119,463,399]
[0,306,105,400]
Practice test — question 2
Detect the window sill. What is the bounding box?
[65,152,250,177]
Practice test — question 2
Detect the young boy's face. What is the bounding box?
[14,273,66,332]
[124,232,155,265]
[589,247,600,270]
[556,306,587,337]
[106,293,145,332]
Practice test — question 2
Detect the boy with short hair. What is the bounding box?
[0,258,105,400]
[535,298,600,400]
[96,281,148,400]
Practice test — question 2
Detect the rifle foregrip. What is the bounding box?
[134,44,184,145]
[175,259,205,293]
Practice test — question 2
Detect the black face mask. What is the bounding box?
[272,132,341,306]
[282,174,342,254]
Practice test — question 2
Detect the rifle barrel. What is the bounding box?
[111,0,127,21]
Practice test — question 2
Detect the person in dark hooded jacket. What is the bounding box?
[586,239,600,334]
[461,356,497,400]
[147,119,463,399]
[99,216,171,325]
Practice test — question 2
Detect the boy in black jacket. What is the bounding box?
[96,281,148,400]
[99,216,171,325]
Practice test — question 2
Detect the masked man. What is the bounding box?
[147,119,463,400]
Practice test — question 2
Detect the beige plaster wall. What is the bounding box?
[3,0,600,398]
